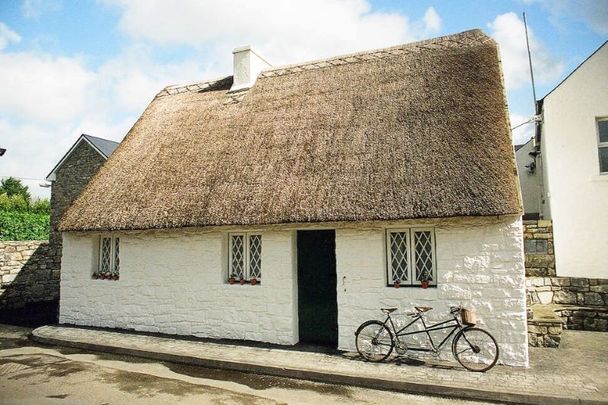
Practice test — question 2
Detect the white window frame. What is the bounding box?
[597,117,608,174]
[386,228,436,286]
[228,233,262,282]
[98,235,120,275]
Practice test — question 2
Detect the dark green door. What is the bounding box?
[297,230,338,347]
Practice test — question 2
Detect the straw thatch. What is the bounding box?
[59,29,521,232]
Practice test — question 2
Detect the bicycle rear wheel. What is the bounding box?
[452,328,499,372]
[355,320,394,362]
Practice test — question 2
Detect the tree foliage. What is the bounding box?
[0,211,49,241]
[0,177,31,202]
[0,179,51,240]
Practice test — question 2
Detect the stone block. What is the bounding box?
[2,274,17,283]
[537,291,554,304]
[551,277,570,287]
[537,220,552,228]
[569,278,590,291]
[543,334,560,348]
[590,285,608,294]
[553,290,577,304]
[533,233,552,239]
[583,292,604,306]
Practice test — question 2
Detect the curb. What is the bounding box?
[31,328,602,405]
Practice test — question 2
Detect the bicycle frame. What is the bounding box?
[384,311,464,354]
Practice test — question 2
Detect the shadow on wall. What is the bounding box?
[0,242,60,327]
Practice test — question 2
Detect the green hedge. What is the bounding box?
[0,211,50,241]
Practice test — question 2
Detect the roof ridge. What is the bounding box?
[260,29,490,79]
[155,76,232,98]
[155,29,490,97]
[82,134,119,145]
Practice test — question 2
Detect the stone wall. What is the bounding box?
[524,219,608,334]
[526,276,608,331]
[0,241,59,325]
[335,215,528,367]
[50,140,107,252]
[61,216,528,367]
[523,220,555,277]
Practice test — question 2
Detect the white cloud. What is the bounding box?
[0,23,21,50]
[0,52,95,124]
[21,0,61,19]
[103,0,441,65]
[489,12,564,91]
[2,2,444,199]
[520,0,608,34]
[422,7,442,35]
[510,112,536,145]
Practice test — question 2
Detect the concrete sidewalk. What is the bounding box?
[31,325,607,404]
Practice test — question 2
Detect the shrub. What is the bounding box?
[0,211,49,241]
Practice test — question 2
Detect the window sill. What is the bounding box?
[590,174,608,182]
[386,285,437,289]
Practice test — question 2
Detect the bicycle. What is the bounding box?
[354,305,499,372]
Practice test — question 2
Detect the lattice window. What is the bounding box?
[597,118,608,173]
[389,231,409,283]
[229,233,262,284]
[386,228,436,286]
[248,234,262,279]
[413,230,434,282]
[100,237,112,273]
[96,235,120,280]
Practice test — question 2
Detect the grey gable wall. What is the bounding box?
[50,141,108,250]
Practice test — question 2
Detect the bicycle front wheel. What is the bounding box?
[355,320,394,362]
[452,328,499,372]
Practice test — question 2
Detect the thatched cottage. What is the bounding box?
[58,29,528,366]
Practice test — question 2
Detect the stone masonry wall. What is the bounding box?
[524,219,608,333]
[50,140,107,247]
[523,219,555,277]
[336,215,528,367]
[60,229,299,345]
[0,240,59,325]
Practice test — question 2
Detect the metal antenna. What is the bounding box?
[523,12,537,112]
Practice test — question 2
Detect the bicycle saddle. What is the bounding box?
[381,307,398,314]
[415,306,433,313]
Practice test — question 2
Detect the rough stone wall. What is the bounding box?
[50,141,107,247]
[0,241,59,325]
[524,219,608,332]
[60,217,528,366]
[523,220,555,277]
[60,229,299,345]
[526,277,608,331]
[335,216,528,367]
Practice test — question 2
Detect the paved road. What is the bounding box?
[0,325,484,404]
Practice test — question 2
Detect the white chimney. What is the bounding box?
[230,46,272,92]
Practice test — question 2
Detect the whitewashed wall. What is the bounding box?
[60,215,527,366]
[336,215,528,367]
[540,43,608,279]
[60,229,299,345]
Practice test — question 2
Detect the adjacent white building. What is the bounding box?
[535,41,608,279]
[57,30,529,366]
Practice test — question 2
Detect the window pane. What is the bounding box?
[230,235,245,279]
[100,237,111,273]
[524,239,535,253]
[389,231,409,283]
[249,235,262,279]
[414,231,434,282]
[113,237,120,274]
[599,120,608,143]
[600,147,608,173]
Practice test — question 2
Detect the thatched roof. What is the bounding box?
[59,29,521,232]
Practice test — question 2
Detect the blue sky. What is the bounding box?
[0,0,606,198]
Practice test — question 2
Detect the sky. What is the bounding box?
[0,0,606,199]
